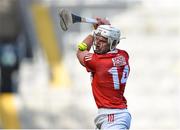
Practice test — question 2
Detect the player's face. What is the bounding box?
[94,35,110,54]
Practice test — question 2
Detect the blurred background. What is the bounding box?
[0,0,179,129]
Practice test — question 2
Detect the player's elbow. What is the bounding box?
[76,50,85,67]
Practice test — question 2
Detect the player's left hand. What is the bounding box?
[93,17,110,29]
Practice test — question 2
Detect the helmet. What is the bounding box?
[93,25,121,53]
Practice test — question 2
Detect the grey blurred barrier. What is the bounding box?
[0,0,21,42]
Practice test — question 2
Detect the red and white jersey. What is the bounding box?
[84,49,130,109]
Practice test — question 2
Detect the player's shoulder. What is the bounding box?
[117,49,129,58]
[84,52,94,62]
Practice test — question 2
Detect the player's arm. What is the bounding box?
[76,34,93,66]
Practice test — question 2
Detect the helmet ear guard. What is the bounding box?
[108,38,119,51]
[112,40,119,47]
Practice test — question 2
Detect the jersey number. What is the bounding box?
[108,65,129,90]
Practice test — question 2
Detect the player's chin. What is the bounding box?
[94,49,101,54]
[94,50,105,54]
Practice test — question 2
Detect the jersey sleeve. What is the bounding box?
[120,50,129,64]
[121,50,129,59]
[83,53,96,72]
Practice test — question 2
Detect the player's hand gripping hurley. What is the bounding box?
[59,8,98,31]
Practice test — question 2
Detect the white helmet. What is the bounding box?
[93,25,121,52]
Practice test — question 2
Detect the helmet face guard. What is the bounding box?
[93,25,121,54]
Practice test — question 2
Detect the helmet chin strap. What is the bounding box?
[109,39,113,51]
